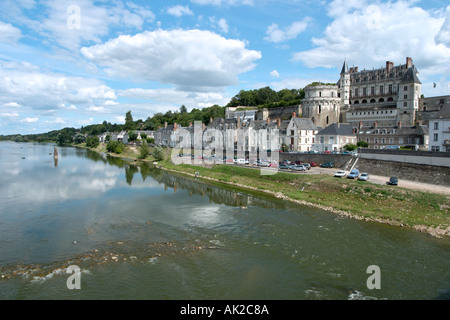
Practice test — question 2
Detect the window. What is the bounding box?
[434,133,438,141]
[291,130,294,136]
[389,138,394,144]
[404,86,408,91]
[404,102,407,107]
[326,116,329,125]
[434,122,439,130]
[363,87,367,96]
[371,87,375,95]
[380,86,384,94]
[431,146,440,152]
[404,95,407,99]
[320,137,324,143]
[319,105,322,114]
[374,138,378,144]
[319,91,322,97]
[389,84,393,93]
[355,88,359,97]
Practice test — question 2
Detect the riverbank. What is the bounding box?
[77,143,450,238]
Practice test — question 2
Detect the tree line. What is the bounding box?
[0,86,306,143]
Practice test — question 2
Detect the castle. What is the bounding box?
[302,57,422,129]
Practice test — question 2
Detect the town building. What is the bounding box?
[428,107,450,152]
[312,123,356,152]
[285,113,319,152]
[356,121,429,150]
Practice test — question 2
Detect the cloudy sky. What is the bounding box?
[1,0,450,135]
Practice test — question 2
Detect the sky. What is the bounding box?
[1,0,450,135]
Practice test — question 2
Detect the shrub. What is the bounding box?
[86,136,100,148]
[139,140,150,159]
[153,145,164,161]
[106,140,124,154]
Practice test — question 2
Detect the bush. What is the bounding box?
[153,145,164,161]
[86,136,100,148]
[344,143,358,151]
[357,141,369,148]
[139,140,150,159]
[106,140,124,154]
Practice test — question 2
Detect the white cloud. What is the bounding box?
[435,6,450,47]
[120,88,229,108]
[190,0,254,6]
[1,112,20,117]
[21,117,39,123]
[86,106,110,113]
[218,18,229,33]
[26,0,155,51]
[167,5,194,17]
[81,29,262,92]
[3,102,21,108]
[270,70,279,78]
[0,21,22,43]
[264,19,309,43]
[0,60,117,111]
[292,0,450,78]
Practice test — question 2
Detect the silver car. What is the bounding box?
[358,172,369,181]
[292,165,306,171]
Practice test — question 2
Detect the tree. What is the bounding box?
[139,140,150,159]
[357,140,369,148]
[73,133,86,144]
[128,131,138,142]
[344,143,358,151]
[86,136,100,148]
[125,110,134,131]
[153,145,164,161]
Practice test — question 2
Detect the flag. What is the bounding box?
[433,82,436,88]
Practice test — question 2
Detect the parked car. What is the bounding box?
[292,165,306,171]
[387,176,398,185]
[309,162,318,167]
[320,162,334,168]
[278,163,289,170]
[260,161,270,167]
[236,158,246,165]
[358,172,369,181]
[334,170,346,177]
[347,169,360,179]
[302,163,311,170]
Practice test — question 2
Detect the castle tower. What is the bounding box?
[396,59,422,126]
[339,60,350,122]
[302,84,341,129]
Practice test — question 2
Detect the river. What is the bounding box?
[0,141,449,300]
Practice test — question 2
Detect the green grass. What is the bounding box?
[161,159,449,231]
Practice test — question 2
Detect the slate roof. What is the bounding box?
[401,66,421,84]
[316,123,355,136]
[292,117,318,130]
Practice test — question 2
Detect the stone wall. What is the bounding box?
[278,153,352,168]
[355,158,450,186]
[277,152,450,186]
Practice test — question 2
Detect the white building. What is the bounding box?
[312,123,357,152]
[286,115,319,152]
[428,110,450,152]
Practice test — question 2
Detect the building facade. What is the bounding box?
[312,123,356,152]
[285,114,319,152]
[339,57,422,128]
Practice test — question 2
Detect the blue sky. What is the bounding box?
[1,0,450,135]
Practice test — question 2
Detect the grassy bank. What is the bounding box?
[78,143,450,238]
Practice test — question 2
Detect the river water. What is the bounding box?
[0,141,448,300]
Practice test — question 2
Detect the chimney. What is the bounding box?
[374,121,378,129]
[277,118,281,128]
[292,111,296,118]
[359,121,363,130]
[267,117,270,125]
[386,61,393,73]
[189,122,192,127]
[398,121,402,129]
[173,123,178,131]
[406,57,412,69]
[210,117,213,124]
[164,121,168,129]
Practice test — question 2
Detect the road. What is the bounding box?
[232,164,450,196]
